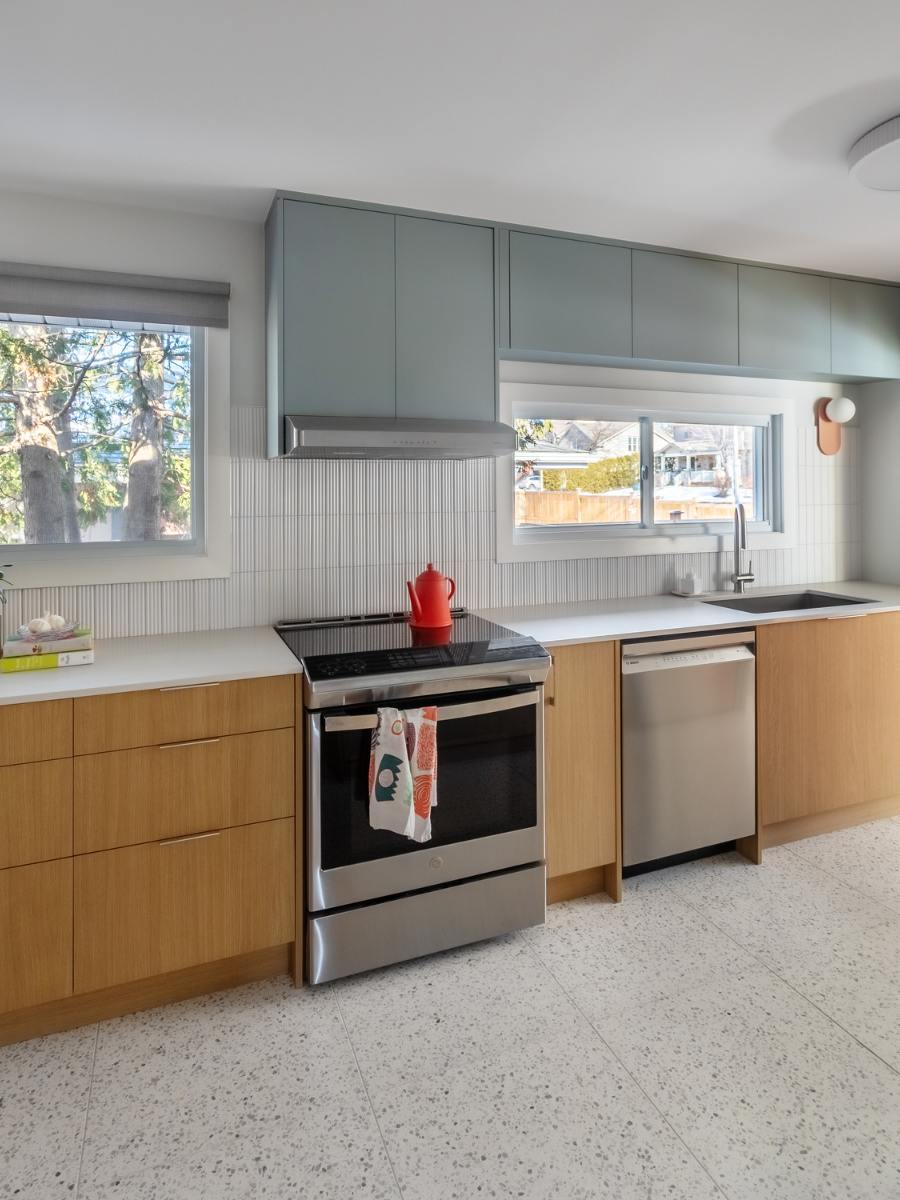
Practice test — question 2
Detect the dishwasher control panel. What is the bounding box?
[622,644,755,674]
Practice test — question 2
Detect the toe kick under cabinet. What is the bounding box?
[0,675,299,1044]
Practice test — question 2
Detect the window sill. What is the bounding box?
[499,526,793,564]
[5,545,231,589]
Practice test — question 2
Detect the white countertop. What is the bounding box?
[5,579,900,705]
[0,625,300,706]
[478,580,900,647]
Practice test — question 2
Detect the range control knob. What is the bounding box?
[429,856,444,870]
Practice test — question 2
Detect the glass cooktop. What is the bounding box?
[275,610,548,682]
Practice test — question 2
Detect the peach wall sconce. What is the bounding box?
[815,396,856,456]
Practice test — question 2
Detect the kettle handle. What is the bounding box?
[446,577,456,602]
[406,580,422,620]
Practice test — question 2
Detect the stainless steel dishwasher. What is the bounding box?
[622,629,756,869]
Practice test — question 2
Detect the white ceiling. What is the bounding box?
[5,0,900,278]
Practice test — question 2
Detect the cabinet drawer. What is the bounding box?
[74,728,295,852]
[0,858,73,1013]
[73,676,294,755]
[74,818,295,993]
[0,759,72,868]
[0,699,72,766]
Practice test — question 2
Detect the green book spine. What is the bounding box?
[1,650,94,673]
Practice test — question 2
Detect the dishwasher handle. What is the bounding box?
[622,645,755,675]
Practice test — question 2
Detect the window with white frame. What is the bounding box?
[0,263,228,561]
[0,320,201,547]
[514,414,771,534]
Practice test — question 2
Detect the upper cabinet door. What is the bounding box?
[831,278,900,378]
[281,200,396,417]
[507,231,631,358]
[739,266,830,375]
[633,251,739,365]
[395,217,496,420]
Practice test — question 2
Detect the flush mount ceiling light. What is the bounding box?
[849,115,900,189]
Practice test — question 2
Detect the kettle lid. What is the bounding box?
[417,562,444,580]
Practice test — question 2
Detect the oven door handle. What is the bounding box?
[322,689,540,732]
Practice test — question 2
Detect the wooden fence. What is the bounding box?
[516,492,736,525]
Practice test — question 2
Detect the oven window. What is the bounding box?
[318,693,538,870]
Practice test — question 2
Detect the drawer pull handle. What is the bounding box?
[159,737,222,750]
[159,830,222,847]
[159,682,222,693]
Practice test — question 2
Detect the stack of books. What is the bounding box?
[1,627,94,673]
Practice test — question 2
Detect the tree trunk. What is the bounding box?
[56,410,82,544]
[124,333,165,541]
[14,373,67,544]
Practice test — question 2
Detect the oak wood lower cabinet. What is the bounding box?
[0,859,73,1012]
[758,612,900,827]
[73,676,294,755]
[74,817,295,993]
[74,728,295,853]
[0,759,72,869]
[544,641,619,893]
[0,698,72,766]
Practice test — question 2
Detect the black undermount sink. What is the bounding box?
[704,590,872,615]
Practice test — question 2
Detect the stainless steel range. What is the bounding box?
[276,610,551,984]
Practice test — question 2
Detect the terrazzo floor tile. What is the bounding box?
[784,819,900,913]
[78,979,398,1198]
[524,885,754,1019]
[0,1023,96,1198]
[364,1025,724,1200]
[335,932,578,1082]
[76,1121,401,1200]
[774,912,900,1072]
[597,964,900,1200]
[7,820,900,1200]
[656,847,887,973]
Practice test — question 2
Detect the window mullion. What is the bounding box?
[639,416,654,530]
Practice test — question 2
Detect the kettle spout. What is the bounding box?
[406,580,422,622]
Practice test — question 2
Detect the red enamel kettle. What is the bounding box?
[407,563,456,629]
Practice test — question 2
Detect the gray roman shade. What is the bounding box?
[0,261,230,328]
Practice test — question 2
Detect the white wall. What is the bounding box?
[0,190,865,638]
[860,380,900,583]
[0,189,264,405]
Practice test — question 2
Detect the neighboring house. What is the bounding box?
[555,421,596,451]
[517,420,750,492]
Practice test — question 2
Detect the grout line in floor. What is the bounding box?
[517,935,734,1200]
[72,1022,100,1200]
[334,996,406,1200]
[777,838,900,919]
[663,870,900,1082]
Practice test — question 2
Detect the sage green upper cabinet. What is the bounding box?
[831,278,900,378]
[507,231,631,358]
[739,266,830,376]
[633,250,739,366]
[395,217,495,420]
[281,200,396,417]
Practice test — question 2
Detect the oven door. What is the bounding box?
[307,686,544,911]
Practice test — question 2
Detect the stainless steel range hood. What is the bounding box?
[283,415,516,460]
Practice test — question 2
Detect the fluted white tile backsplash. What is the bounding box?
[1,407,861,639]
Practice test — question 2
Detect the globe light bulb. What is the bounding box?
[825,396,856,425]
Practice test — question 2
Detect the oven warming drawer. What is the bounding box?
[308,864,545,984]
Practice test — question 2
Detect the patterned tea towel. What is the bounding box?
[368,706,438,842]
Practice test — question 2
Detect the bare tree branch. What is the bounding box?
[57,417,134,457]
[54,332,110,424]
